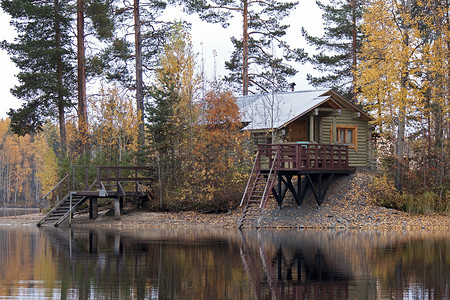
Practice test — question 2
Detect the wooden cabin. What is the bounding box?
[239,89,372,168]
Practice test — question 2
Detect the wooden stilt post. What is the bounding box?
[119,197,124,214]
[114,197,121,220]
[277,174,282,209]
[89,197,98,220]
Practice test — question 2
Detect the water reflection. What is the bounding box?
[0,226,448,299]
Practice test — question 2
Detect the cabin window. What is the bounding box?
[336,125,358,151]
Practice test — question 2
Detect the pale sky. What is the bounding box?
[0,0,324,119]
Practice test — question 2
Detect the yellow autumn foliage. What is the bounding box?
[357,0,450,212]
[89,85,140,164]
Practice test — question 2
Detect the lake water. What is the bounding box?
[0,226,448,300]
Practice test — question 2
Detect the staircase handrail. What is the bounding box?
[41,174,69,202]
[260,146,280,208]
[240,150,260,206]
[36,193,70,227]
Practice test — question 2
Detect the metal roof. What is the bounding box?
[238,89,335,130]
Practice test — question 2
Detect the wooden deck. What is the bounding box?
[239,143,355,228]
[37,165,154,226]
[257,143,354,173]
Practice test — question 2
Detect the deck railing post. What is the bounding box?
[312,144,317,169]
[135,169,138,193]
[84,167,89,190]
[331,146,335,169]
[320,145,324,168]
[117,167,121,193]
[97,167,101,189]
[345,146,349,167]
[277,144,280,169]
[305,144,310,168]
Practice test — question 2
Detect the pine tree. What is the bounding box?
[77,0,115,153]
[302,0,364,101]
[184,0,306,95]
[89,0,167,160]
[1,0,75,154]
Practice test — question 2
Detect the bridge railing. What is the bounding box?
[257,143,350,171]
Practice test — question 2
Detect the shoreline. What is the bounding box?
[1,171,448,231]
[0,207,448,231]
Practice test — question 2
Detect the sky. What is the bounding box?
[0,0,325,119]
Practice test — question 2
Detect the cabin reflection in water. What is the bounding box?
[2,227,447,299]
[239,230,358,299]
[38,228,374,299]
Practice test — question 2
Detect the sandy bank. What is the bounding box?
[1,171,448,231]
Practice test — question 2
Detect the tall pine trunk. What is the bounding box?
[242,0,249,96]
[134,0,145,163]
[77,0,88,152]
[54,0,67,154]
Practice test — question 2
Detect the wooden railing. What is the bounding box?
[257,143,350,171]
[95,166,153,194]
[41,165,154,208]
[41,174,70,208]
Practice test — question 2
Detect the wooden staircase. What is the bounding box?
[239,149,279,228]
[37,194,87,227]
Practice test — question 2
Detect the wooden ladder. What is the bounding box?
[37,193,87,227]
[239,149,279,228]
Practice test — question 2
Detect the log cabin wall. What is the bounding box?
[320,109,370,167]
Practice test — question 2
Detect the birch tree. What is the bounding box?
[357,0,449,211]
[146,24,199,205]
[357,0,421,192]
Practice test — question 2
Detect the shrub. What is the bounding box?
[370,175,405,210]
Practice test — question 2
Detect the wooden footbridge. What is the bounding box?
[37,165,153,227]
[239,143,355,228]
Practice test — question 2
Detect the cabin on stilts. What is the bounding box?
[37,165,153,227]
[238,89,372,228]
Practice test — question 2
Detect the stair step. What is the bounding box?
[37,195,88,227]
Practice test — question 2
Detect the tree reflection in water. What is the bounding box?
[0,226,448,299]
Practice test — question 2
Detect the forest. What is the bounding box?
[0,0,449,214]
